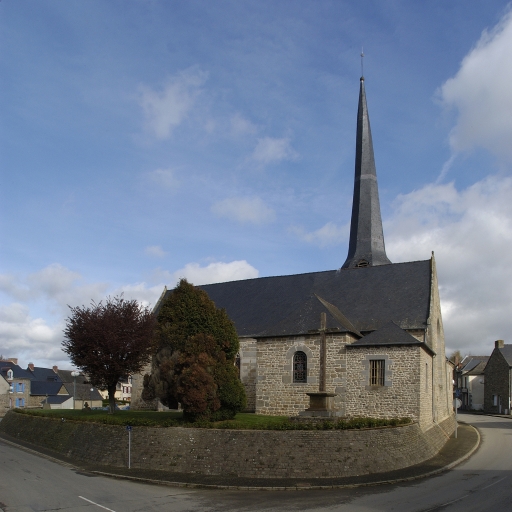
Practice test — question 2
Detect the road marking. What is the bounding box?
[480,476,507,490]
[422,494,471,511]
[78,496,117,512]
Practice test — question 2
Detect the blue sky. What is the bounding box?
[2,0,512,368]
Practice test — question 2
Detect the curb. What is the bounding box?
[1,424,481,491]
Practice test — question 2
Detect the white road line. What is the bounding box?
[480,476,507,490]
[422,494,471,512]
[78,496,117,512]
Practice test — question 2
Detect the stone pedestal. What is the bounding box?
[299,392,342,418]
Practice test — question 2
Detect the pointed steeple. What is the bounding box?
[342,77,391,269]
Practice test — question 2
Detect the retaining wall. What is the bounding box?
[0,412,456,478]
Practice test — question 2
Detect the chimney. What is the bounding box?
[28,363,35,371]
[495,340,505,349]
[8,358,18,365]
[52,365,58,373]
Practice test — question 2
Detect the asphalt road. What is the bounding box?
[0,413,511,511]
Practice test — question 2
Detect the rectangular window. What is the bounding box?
[493,395,498,406]
[16,382,24,393]
[15,398,25,407]
[370,360,385,386]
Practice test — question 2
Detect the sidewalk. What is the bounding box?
[0,423,479,490]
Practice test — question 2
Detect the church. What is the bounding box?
[133,77,454,431]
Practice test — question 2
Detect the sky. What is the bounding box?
[2,0,512,369]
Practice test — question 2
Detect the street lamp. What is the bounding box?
[71,371,79,410]
[90,387,94,409]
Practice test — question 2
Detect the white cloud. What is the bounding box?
[171,260,259,286]
[386,175,512,357]
[145,245,167,258]
[230,113,257,137]
[147,168,180,190]
[140,67,207,139]
[212,197,276,225]
[252,137,299,164]
[440,9,512,162]
[291,221,348,247]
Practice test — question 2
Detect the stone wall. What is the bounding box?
[255,333,354,416]
[0,411,456,479]
[484,347,510,413]
[346,345,423,422]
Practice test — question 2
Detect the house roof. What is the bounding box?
[30,381,66,396]
[461,356,488,374]
[158,260,432,338]
[465,360,487,375]
[57,369,87,384]
[347,321,433,353]
[0,361,32,380]
[27,366,61,382]
[499,346,512,366]
[63,382,103,401]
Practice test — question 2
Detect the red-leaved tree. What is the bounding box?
[62,295,156,413]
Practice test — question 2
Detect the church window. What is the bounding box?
[356,259,369,268]
[369,360,385,386]
[293,351,307,383]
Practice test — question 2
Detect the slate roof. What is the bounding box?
[465,360,487,375]
[158,260,432,338]
[461,356,488,374]
[347,321,431,353]
[27,366,61,382]
[30,381,66,396]
[63,382,103,401]
[57,369,87,384]
[0,361,32,380]
[499,346,512,366]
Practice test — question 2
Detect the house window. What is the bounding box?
[15,398,25,408]
[493,395,498,406]
[293,351,307,383]
[16,382,24,393]
[370,360,385,386]
[6,369,13,380]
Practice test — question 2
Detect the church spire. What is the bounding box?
[342,77,391,269]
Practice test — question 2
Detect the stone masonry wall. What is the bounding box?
[255,333,354,416]
[484,348,510,413]
[0,411,456,479]
[345,345,422,422]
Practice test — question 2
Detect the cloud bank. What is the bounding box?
[212,197,276,225]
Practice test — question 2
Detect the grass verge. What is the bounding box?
[13,409,412,430]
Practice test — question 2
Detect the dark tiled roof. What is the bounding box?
[27,367,61,382]
[499,346,512,366]
[30,381,66,396]
[347,321,430,351]
[461,357,488,374]
[0,361,32,380]
[63,383,103,401]
[157,260,431,338]
[465,360,487,375]
[57,369,87,384]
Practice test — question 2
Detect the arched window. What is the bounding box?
[293,351,307,383]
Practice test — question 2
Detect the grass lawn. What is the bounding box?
[14,408,411,430]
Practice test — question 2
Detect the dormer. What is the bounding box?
[6,369,13,381]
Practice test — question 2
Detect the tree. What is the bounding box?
[142,279,246,421]
[63,295,156,413]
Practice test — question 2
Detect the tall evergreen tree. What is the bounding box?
[143,279,246,420]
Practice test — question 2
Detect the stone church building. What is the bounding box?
[133,78,454,430]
